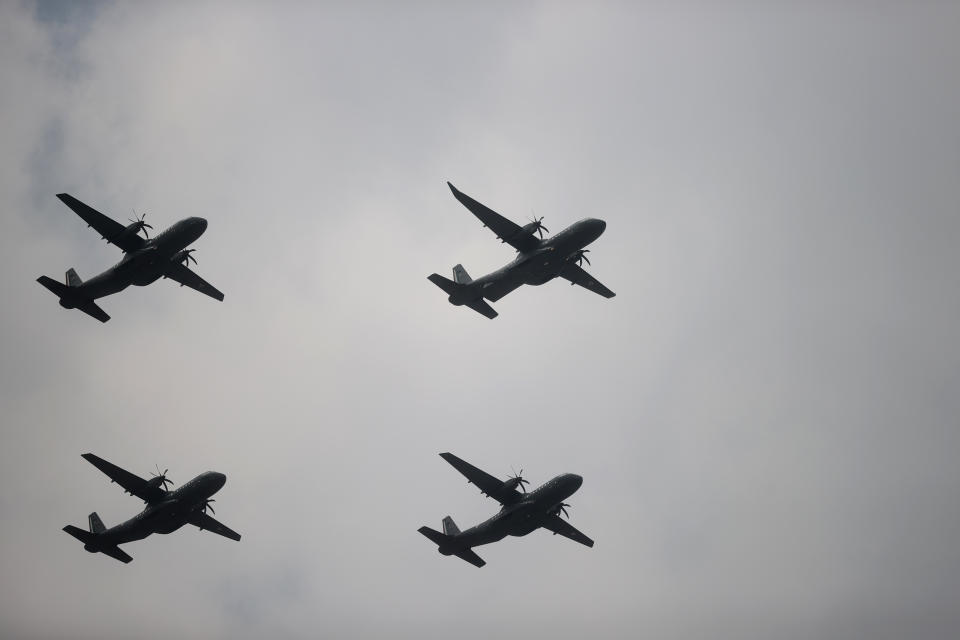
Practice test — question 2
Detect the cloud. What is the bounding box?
[1,1,959,638]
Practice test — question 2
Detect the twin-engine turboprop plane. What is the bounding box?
[428,182,615,319]
[37,194,223,322]
[63,453,240,564]
[418,452,593,567]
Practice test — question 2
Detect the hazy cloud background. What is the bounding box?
[1,1,959,638]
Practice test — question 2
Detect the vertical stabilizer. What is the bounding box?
[452,264,472,284]
[88,512,106,534]
[66,268,83,287]
[442,516,461,536]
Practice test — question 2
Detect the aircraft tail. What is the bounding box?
[36,270,110,323]
[63,522,132,564]
[88,512,106,534]
[418,520,485,567]
[427,273,498,320]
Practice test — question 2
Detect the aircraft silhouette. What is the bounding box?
[428,182,614,318]
[63,453,240,564]
[37,194,223,322]
[418,452,593,567]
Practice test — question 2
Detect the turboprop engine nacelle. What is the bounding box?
[113,222,144,244]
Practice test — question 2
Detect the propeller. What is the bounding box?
[128,210,153,239]
[507,467,530,493]
[180,249,197,267]
[553,502,571,519]
[570,249,591,266]
[202,498,216,515]
[150,465,173,490]
[529,216,549,239]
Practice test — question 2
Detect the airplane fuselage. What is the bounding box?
[436,473,583,554]
[83,471,225,551]
[61,217,208,306]
[447,218,606,305]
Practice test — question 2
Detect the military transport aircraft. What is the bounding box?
[428,182,614,319]
[63,453,240,564]
[37,194,223,322]
[418,452,594,567]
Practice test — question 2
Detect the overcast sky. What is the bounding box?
[1,1,959,638]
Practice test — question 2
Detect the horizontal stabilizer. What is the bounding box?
[417,526,448,547]
[99,545,133,564]
[428,274,497,319]
[63,525,133,563]
[37,275,69,298]
[37,276,110,322]
[428,273,458,296]
[454,548,486,568]
[466,299,498,319]
[63,524,94,545]
[78,301,110,323]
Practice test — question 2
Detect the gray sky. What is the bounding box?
[2,1,959,638]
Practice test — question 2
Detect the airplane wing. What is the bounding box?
[56,193,145,253]
[541,515,594,548]
[439,452,522,506]
[187,511,241,541]
[163,262,225,301]
[81,453,166,504]
[447,182,541,253]
[558,263,616,298]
